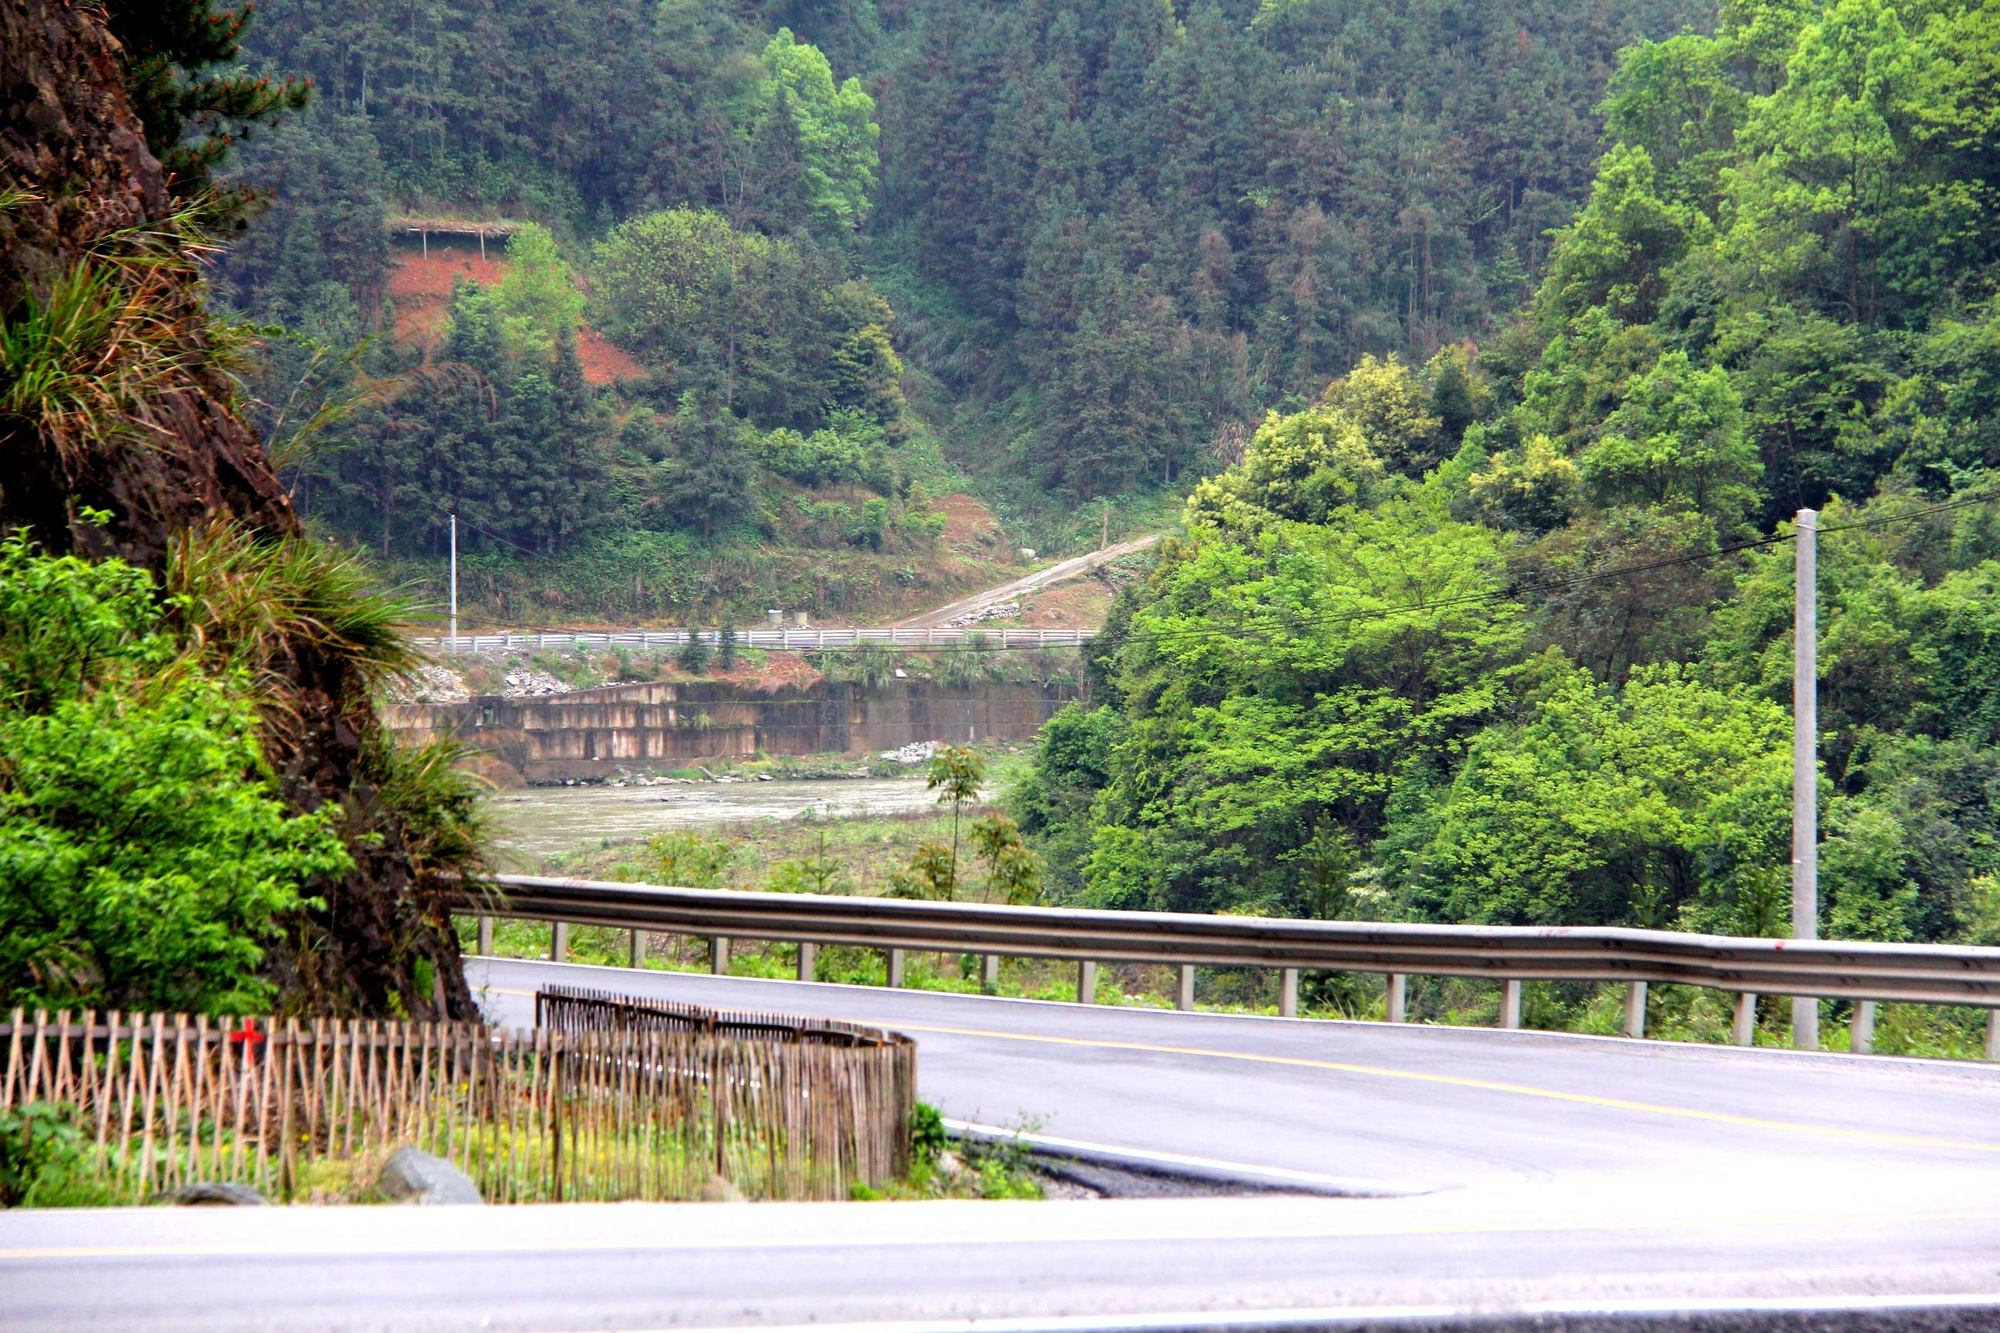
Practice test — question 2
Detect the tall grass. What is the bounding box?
[166,519,420,703]
[0,194,246,470]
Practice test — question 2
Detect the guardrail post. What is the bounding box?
[1077,961,1097,1004]
[888,949,906,988]
[476,917,493,955]
[1623,982,1648,1039]
[1988,1010,2000,1061]
[1733,992,1757,1046]
[551,922,569,963]
[797,942,817,982]
[1387,973,1407,1023]
[1851,1000,1876,1055]
[711,937,730,975]
[1280,967,1299,1019]
[1500,979,1522,1030]
[980,954,999,993]
[628,929,646,969]
[1176,965,1195,1011]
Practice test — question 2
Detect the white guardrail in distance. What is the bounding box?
[462,876,2000,1058]
[410,627,1095,653]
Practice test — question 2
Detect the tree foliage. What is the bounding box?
[1014,0,2000,955]
[0,533,351,1013]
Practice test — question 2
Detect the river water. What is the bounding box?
[490,776,939,866]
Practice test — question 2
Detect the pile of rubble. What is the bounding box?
[881,740,940,765]
[502,666,570,698]
[942,601,1020,629]
[384,663,470,705]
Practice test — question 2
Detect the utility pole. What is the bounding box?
[1792,508,1818,1049]
[449,512,459,652]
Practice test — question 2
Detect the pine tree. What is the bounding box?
[103,0,310,201]
[678,627,712,674]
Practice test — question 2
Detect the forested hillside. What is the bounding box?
[875,0,1699,493]
[221,0,1703,620]
[1015,0,2000,989]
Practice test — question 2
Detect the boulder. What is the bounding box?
[157,1181,267,1206]
[377,1147,484,1205]
[698,1173,744,1202]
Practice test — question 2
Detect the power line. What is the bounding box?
[1815,488,2000,535]
[417,497,546,560]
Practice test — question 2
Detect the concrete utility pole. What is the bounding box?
[1793,508,1819,1050]
[449,512,459,652]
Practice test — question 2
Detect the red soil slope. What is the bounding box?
[385,239,645,385]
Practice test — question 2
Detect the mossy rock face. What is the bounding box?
[0,0,472,1020]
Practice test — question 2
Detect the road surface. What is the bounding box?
[4,957,1998,1331]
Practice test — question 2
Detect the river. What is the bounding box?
[489,776,941,866]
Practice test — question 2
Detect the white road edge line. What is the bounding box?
[590,1290,2000,1333]
[943,1119,1412,1196]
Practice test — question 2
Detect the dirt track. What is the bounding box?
[894,534,1160,628]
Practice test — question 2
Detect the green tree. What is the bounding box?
[1580,351,1761,529]
[888,840,956,901]
[1537,145,1704,326]
[1011,704,1122,902]
[646,831,733,887]
[757,28,880,233]
[1088,481,1524,915]
[970,813,1042,905]
[654,397,753,539]
[926,744,986,900]
[494,224,585,360]
[1321,354,1444,478]
[677,627,712,674]
[1384,661,1791,934]
[590,208,740,366]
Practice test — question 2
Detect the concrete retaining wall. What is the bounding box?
[381,679,1076,783]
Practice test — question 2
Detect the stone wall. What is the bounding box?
[381,679,1077,783]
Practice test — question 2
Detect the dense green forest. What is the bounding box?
[220,0,1704,618]
[1012,0,2000,986]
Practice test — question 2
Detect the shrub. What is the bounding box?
[910,1102,947,1168]
[0,531,351,1014]
[0,1103,111,1209]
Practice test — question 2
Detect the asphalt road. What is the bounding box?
[5,957,1999,1331]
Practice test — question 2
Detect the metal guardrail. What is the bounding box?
[463,876,2000,1059]
[412,627,1095,654]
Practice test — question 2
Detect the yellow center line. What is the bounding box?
[480,986,2000,1155]
[890,1021,2000,1155]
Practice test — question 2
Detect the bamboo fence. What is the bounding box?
[1,997,915,1205]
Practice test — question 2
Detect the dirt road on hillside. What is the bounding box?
[896,534,1161,629]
